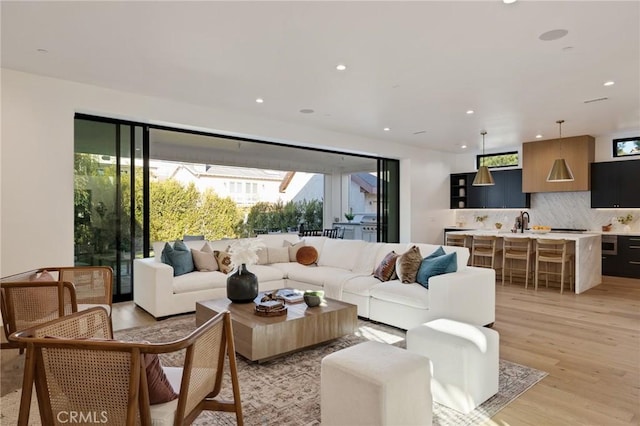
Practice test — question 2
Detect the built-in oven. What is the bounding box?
[602,235,617,255]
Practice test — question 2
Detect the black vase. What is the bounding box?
[226,264,259,303]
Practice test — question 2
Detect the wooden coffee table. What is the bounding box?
[196,294,358,362]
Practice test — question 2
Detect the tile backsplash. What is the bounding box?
[454,192,640,233]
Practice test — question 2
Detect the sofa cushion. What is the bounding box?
[342,275,384,296]
[301,236,328,255]
[287,265,356,288]
[284,240,305,261]
[414,243,469,270]
[296,246,319,265]
[213,250,233,274]
[173,271,227,294]
[191,242,219,272]
[416,252,458,289]
[267,247,290,264]
[162,241,195,277]
[352,242,382,274]
[374,251,399,282]
[318,239,365,270]
[425,246,446,259]
[246,264,287,283]
[256,248,269,265]
[396,245,423,283]
[256,234,300,248]
[370,281,430,310]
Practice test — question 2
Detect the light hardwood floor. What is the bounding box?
[2,276,639,424]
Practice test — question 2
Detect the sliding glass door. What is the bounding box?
[74,117,147,302]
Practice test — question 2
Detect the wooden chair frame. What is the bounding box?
[535,239,574,294]
[501,237,534,288]
[38,266,113,314]
[12,308,243,426]
[1,280,78,351]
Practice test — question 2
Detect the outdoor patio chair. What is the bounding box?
[12,307,244,426]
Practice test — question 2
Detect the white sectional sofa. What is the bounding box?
[134,234,495,330]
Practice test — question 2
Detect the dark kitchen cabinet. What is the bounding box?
[451,169,530,209]
[617,236,640,279]
[591,160,640,208]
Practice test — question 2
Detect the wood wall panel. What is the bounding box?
[522,135,595,193]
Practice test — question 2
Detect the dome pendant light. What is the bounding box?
[473,131,495,186]
[547,120,574,182]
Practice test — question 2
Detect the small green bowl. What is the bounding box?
[303,292,323,307]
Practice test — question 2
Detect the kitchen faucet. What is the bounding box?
[520,211,530,233]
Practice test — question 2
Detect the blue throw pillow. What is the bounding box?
[416,251,457,289]
[161,240,195,276]
[425,246,446,260]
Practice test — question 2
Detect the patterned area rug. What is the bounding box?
[0,315,547,425]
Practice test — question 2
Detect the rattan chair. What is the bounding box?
[39,266,113,315]
[13,307,243,426]
[1,280,79,352]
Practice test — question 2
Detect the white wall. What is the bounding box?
[1,69,456,275]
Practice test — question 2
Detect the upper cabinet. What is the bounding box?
[450,169,530,209]
[522,135,595,193]
[591,160,640,208]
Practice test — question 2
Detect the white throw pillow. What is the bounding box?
[267,247,290,264]
[284,240,305,262]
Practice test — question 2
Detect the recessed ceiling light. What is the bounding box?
[383,127,391,132]
[255,98,264,103]
[300,108,314,114]
[539,29,568,41]
[466,110,474,115]
[336,64,347,71]
[503,0,517,4]
[603,81,615,86]
[461,144,468,149]
[536,134,543,139]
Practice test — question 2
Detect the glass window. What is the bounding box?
[476,151,519,169]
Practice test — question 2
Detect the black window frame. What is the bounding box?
[476,151,519,170]
[612,136,640,158]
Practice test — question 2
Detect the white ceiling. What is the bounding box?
[2,1,639,154]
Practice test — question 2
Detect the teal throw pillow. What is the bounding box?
[425,246,446,260]
[416,251,457,289]
[161,240,195,276]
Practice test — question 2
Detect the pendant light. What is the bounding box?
[473,131,495,186]
[547,119,574,182]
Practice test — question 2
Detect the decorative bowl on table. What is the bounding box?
[303,290,324,307]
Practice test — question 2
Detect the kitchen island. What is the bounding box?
[446,230,602,294]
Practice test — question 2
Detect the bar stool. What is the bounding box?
[446,233,468,248]
[535,238,574,294]
[471,235,501,271]
[501,237,533,288]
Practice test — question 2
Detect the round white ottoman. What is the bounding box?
[321,340,432,426]
[406,318,499,414]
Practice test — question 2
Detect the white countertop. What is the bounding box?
[446,229,601,240]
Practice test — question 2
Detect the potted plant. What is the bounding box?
[344,208,355,223]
